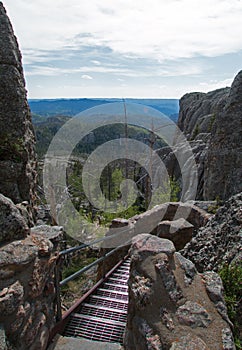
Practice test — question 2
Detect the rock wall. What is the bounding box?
[0,2,36,206]
[161,71,242,201]
[124,234,235,350]
[181,192,242,273]
[204,72,242,200]
[0,5,64,349]
[0,194,64,350]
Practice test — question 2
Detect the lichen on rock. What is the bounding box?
[124,234,235,350]
[0,2,36,206]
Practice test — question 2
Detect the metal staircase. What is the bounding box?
[62,257,130,344]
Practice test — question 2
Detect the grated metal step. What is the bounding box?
[79,303,127,322]
[64,314,125,343]
[108,277,128,286]
[62,257,131,344]
[102,282,128,292]
[88,295,128,311]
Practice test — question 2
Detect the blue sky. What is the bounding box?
[3,0,242,99]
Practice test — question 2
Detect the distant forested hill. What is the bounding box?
[29,98,179,122]
[30,98,178,158]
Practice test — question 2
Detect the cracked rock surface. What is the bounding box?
[124,234,235,350]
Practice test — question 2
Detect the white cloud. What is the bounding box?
[91,60,101,65]
[24,61,204,78]
[4,0,242,62]
[3,0,240,99]
[81,74,93,80]
[198,78,233,90]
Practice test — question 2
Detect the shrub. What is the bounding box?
[219,262,242,349]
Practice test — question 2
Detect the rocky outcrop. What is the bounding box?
[155,218,193,251]
[161,71,241,201]
[0,2,36,206]
[97,202,210,278]
[0,225,64,350]
[0,193,29,244]
[204,72,242,200]
[0,194,64,350]
[178,88,229,139]
[181,192,242,272]
[124,234,235,350]
[0,5,64,349]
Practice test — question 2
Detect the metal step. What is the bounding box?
[96,289,128,301]
[112,270,129,275]
[81,302,127,315]
[64,314,125,343]
[111,272,129,279]
[78,304,127,323]
[118,265,130,270]
[102,282,128,292]
[89,294,128,305]
[88,295,128,312]
[98,287,128,296]
[108,277,128,285]
[62,257,130,344]
[72,313,126,326]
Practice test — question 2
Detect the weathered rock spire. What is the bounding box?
[0,2,36,205]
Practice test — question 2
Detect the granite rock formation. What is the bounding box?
[204,72,242,200]
[181,192,242,273]
[97,201,210,279]
[0,225,63,350]
[124,234,235,350]
[0,4,64,349]
[0,180,64,350]
[0,188,64,350]
[160,71,242,201]
[0,193,29,244]
[0,2,36,206]
[0,184,64,350]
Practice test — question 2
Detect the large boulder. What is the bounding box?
[0,193,29,245]
[124,234,235,350]
[97,202,210,277]
[0,2,36,206]
[155,218,193,250]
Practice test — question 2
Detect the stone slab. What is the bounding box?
[48,335,123,350]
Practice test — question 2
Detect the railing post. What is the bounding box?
[102,252,106,280]
[55,257,62,322]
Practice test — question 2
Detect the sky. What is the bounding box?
[3,0,242,99]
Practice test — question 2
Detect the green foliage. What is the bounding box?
[219,262,242,349]
[170,177,181,202]
[62,255,97,280]
[99,204,144,225]
[67,156,182,228]
[208,113,216,132]
[207,196,223,214]
[33,115,71,158]
[34,118,167,160]
[61,249,98,308]
[101,167,124,202]
[0,134,25,162]
[191,124,200,140]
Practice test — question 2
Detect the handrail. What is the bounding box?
[55,237,131,322]
[60,243,129,286]
[59,223,133,257]
[49,254,129,344]
[59,236,104,257]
